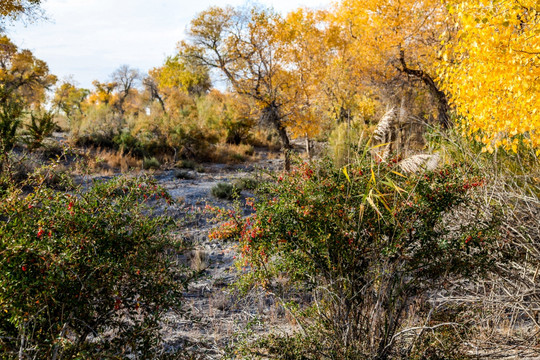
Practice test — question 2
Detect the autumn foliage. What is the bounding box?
[1,0,540,357]
[440,0,540,154]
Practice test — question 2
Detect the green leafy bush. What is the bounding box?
[170,125,219,160]
[215,155,503,359]
[176,159,205,173]
[234,177,259,191]
[211,182,239,200]
[0,168,187,359]
[143,156,161,170]
[71,104,120,149]
[0,91,24,156]
[114,130,144,157]
[176,159,197,170]
[25,111,57,152]
[223,113,254,145]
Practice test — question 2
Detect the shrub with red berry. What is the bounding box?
[225,157,504,358]
[0,166,187,359]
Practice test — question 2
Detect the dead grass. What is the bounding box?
[187,249,209,272]
[207,143,255,164]
[248,129,282,151]
[424,126,540,357]
[81,148,142,174]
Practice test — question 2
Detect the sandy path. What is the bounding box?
[151,158,295,358]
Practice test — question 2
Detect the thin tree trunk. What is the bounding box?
[155,93,166,113]
[262,103,291,171]
[277,124,291,172]
[398,50,451,129]
[305,134,312,160]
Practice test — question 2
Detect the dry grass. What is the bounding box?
[424,127,540,357]
[248,129,282,151]
[399,153,440,173]
[187,250,209,272]
[207,143,255,164]
[81,148,142,174]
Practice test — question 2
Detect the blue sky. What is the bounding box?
[6,0,331,90]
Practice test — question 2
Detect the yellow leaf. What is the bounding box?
[390,170,407,178]
[342,166,351,183]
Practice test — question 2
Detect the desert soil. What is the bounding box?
[146,156,295,358]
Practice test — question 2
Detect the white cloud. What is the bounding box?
[6,0,330,89]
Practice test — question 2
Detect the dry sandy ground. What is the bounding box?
[144,158,298,358]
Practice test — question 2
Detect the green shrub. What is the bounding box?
[25,111,57,152]
[211,182,239,200]
[37,141,65,161]
[0,168,187,358]
[0,154,36,184]
[170,125,219,160]
[426,125,540,198]
[177,159,205,173]
[0,92,24,156]
[177,159,197,170]
[214,154,503,359]
[71,104,120,147]
[223,114,254,145]
[328,120,367,166]
[114,130,143,157]
[74,133,116,150]
[234,177,258,191]
[143,156,161,170]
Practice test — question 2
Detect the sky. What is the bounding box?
[5,0,331,90]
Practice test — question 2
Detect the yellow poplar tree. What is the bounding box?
[440,0,540,154]
[0,35,57,107]
[185,5,305,169]
[278,8,329,141]
[150,48,211,97]
[53,80,89,121]
[88,80,117,107]
[335,0,453,127]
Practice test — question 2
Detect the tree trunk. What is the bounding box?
[155,93,166,113]
[398,50,451,129]
[262,103,291,171]
[277,124,291,172]
[305,134,312,160]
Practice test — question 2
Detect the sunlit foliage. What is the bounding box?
[0,0,42,22]
[440,0,540,154]
[0,35,57,108]
[150,46,211,97]
[53,80,89,122]
[334,0,453,127]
